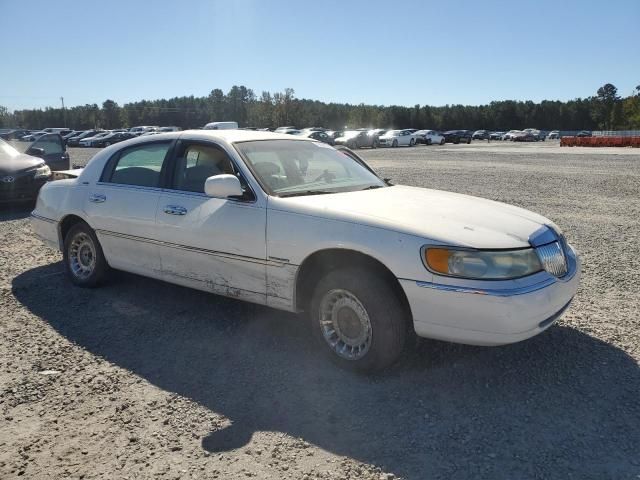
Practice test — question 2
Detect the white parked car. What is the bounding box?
[547,130,560,140]
[502,130,522,141]
[415,130,445,145]
[31,130,580,371]
[378,129,417,147]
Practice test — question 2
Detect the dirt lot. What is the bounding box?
[1,141,639,479]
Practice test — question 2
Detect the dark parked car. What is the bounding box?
[442,130,472,144]
[472,130,489,140]
[24,133,70,171]
[511,131,536,142]
[0,138,53,203]
[334,130,378,149]
[576,130,592,137]
[0,129,31,140]
[90,131,135,147]
[66,129,104,147]
[298,130,334,145]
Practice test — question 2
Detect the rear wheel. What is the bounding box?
[310,267,408,372]
[409,138,416,147]
[440,138,445,145]
[63,222,108,287]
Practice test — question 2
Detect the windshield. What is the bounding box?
[386,130,401,136]
[235,140,385,197]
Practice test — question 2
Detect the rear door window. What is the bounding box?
[104,142,171,188]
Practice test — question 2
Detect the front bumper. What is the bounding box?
[401,245,581,346]
[0,178,47,203]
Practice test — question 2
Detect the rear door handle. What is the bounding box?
[163,205,187,215]
[89,193,106,203]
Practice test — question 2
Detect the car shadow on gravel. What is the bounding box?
[12,263,640,479]
[0,203,33,221]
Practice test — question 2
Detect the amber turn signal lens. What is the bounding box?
[425,248,451,274]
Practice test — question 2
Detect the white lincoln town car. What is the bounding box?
[31,130,580,371]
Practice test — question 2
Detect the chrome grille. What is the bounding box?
[536,241,568,277]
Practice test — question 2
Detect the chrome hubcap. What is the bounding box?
[69,232,96,279]
[319,289,372,360]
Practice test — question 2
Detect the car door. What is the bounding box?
[154,139,268,305]
[26,133,70,170]
[84,140,174,278]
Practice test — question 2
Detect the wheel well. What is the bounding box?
[295,249,412,319]
[58,214,87,247]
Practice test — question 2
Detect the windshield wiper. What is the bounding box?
[279,190,336,198]
[360,185,384,190]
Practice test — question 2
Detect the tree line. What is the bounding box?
[2,83,639,132]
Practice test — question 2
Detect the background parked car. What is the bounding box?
[334,130,378,149]
[325,130,343,142]
[511,131,536,142]
[0,128,31,140]
[576,130,592,137]
[502,130,522,141]
[415,130,445,145]
[298,130,334,145]
[67,129,104,147]
[547,130,560,139]
[23,133,70,171]
[79,131,112,147]
[91,131,135,147]
[489,131,505,140]
[20,131,48,142]
[442,130,472,144]
[0,138,52,204]
[378,129,417,147]
[472,130,490,140]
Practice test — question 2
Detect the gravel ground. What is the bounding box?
[1,141,639,479]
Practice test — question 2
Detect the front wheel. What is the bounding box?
[426,138,432,145]
[440,138,445,145]
[409,138,415,147]
[63,222,109,287]
[392,140,398,148]
[310,268,408,372]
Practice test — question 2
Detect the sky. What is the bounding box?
[1,0,639,111]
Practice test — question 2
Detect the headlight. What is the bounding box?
[423,247,542,280]
[33,164,51,180]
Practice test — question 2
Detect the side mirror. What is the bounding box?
[27,147,45,157]
[204,174,243,198]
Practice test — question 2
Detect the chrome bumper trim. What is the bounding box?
[412,277,556,297]
[30,213,56,224]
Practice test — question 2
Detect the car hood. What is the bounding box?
[269,185,554,249]
[0,152,43,175]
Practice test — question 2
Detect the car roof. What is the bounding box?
[119,129,307,145]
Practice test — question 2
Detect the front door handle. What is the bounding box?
[89,193,106,203]
[163,205,187,216]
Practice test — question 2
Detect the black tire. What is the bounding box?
[440,138,445,145]
[392,140,398,148]
[63,222,109,287]
[467,138,471,144]
[454,138,460,144]
[309,267,408,372]
[426,139,432,145]
[409,138,415,147]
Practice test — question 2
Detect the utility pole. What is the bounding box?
[60,96,66,126]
